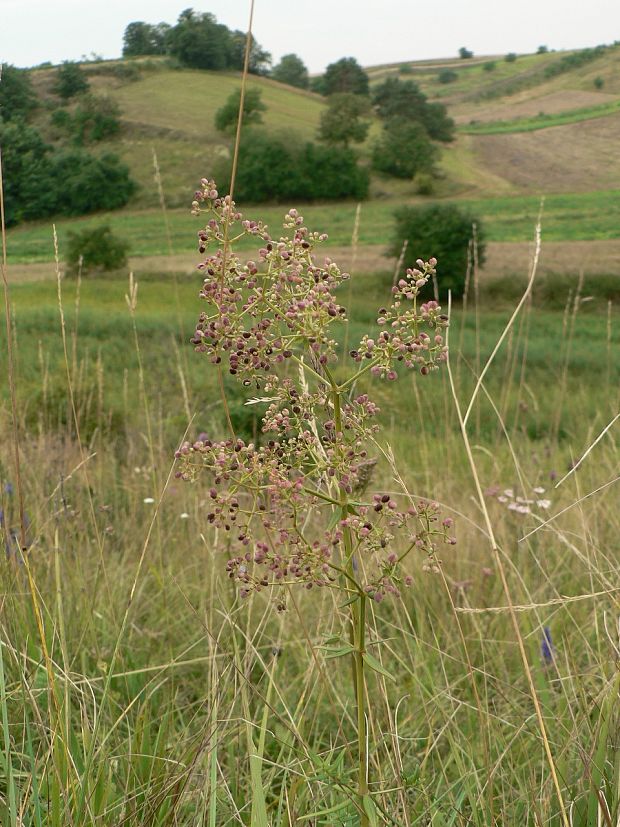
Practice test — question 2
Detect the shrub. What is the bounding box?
[423,102,456,142]
[214,88,266,133]
[543,45,607,79]
[74,95,121,142]
[300,143,369,200]
[53,62,89,100]
[51,108,72,131]
[0,120,56,225]
[388,204,486,297]
[371,118,437,180]
[459,47,473,59]
[416,172,435,195]
[53,95,122,144]
[49,151,136,215]
[214,130,368,202]
[537,45,549,54]
[594,76,605,89]
[0,122,131,223]
[438,69,458,84]
[505,52,518,63]
[0,65,38,121]
[215,131,302,201]
[483,61,497,72]
[112,63,141,82]
[66,225,129,275]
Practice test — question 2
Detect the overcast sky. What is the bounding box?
[1,0,619,72]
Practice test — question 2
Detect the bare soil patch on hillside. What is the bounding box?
[472,114,620,191]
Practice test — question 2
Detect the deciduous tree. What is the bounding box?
[318,93,370,147]
[323,57,369,96]
[272,54,309,89]
[214,88,266,133]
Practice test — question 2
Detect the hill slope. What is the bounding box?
[26,43,620,208]
[30,62,327,207]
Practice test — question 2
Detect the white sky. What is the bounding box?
[1,0,619,72]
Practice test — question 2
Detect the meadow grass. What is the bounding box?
[6,188,620,266]
[3,40,620,827]
[1,259,619,824]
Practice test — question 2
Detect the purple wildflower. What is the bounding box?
[541,626,555,664]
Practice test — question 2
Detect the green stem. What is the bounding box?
[337,356,383,392]
[328,372,369,825]
[353,593,369,824]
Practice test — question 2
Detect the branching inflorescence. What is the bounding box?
[176,179,455,608]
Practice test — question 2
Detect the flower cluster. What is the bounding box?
[485,485,551,515]
[177,181,455,605]
[351,266,449,379]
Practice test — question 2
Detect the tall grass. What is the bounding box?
[2,23,619,827]
[1,243,619,823]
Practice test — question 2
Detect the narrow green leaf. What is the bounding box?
[297,799,351,820]
[362,651,395,681]
[323,645,355,660]
[327,509,341,530]
[322,634,344,646]
[363,794,379,825]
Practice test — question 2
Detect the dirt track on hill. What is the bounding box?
[6,240,620,284]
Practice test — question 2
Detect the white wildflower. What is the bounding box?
[143,497,155,504]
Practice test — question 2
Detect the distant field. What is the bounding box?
[6,190,620,267]
[369,45,620,107]
[471,115,620,192]
[23,45,620,211]
[460,99,620,134]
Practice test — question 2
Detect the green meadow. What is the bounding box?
[2,37,620,827]
[6,188,620,267]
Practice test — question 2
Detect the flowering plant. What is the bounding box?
[176,179,456,821]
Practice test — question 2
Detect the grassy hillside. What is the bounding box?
[30,62,327,208]
[24,43,620,208]
[9,43,620,278]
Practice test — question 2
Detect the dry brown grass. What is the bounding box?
[472,113,620,191]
